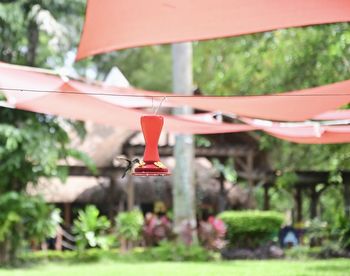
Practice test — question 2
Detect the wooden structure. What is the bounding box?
[123,130,269,211]
[29,123,350,226]
[260,171,350,221]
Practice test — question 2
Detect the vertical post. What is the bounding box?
[310,185,318,219]
[246,150,255,208]
[172,42,196,240]
[218,172,226,212]
[127,149,135,211]
[263,184,270,210]
[343,174,350,218]
[63,203,71,227]
[108,174,117,222]
[295,187,303,223]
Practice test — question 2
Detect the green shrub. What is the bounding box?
[73,205,114,252]
[115,209,144,242]
[21,250,77,263]
[20,242,216,264]
[20,249,118,264]
[333,215,350,250]
[144,241,214,262]
[317,242,347,258]
[285,246,322,260]
[218,211,284,248]
[285,242,347,260]
[0,192,61,265]
[304,218,329,246]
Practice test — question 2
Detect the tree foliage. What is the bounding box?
[0,0,85,67]
[0,192,61,264]
[115,209,144,243]
[0,108,90,192]
[0,0,90,264]
[73,205,113,252]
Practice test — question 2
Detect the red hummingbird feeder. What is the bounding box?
[133,115,170,176]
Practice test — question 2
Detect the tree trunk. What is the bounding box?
[0,241,9,265]
[27,19,39,66]
[172,42,197,243]
[343,175,350,219]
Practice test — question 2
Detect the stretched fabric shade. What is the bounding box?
[313,110,350,121]
[269,128,350,144]
[242,118,350,144]
[2,63,350,122]
[167,81,350,121]
[16,83,256,134]
[82,79,350,122]
[77,0,350,60]
[0,63,255,134]
[0,63,155,108]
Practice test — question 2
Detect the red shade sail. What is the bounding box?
[243,118,350,144]
[3,63,342,124]
[0,63,255,134]
[77,0,350,60]
[1,62,349,142]
[86,77,350,121]
[83,79,350,122]
[313,110,350,121]
[0,63,156,109]
[269,128,350,144]
[167,81,350,121]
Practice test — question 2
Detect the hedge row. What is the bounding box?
[218,211,284,248]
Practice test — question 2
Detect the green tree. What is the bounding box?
[0,192,61,264]
[0,0,90,264]
[0,0,85,67]
[0,107,92,264]
[0,108,89,192]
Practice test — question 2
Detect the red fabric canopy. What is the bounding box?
[242,118,350,144]
[269,129,350,144]
[81,79,350,122]
[2,62,350,124]
[77,0,350,59]
[16,84,256,134]
[0,63,254,134]
[0,63,156,108]
[313,110,350,121]
[1,62,349,141]
[166,81,350,121]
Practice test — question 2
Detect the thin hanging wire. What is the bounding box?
[154,97,167,115]
[0,87,349,97]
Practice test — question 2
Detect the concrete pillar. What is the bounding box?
[172,42,196,241]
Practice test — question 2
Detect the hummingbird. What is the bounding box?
[116,157,141,178]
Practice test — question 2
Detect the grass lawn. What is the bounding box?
[1,259,350,276]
